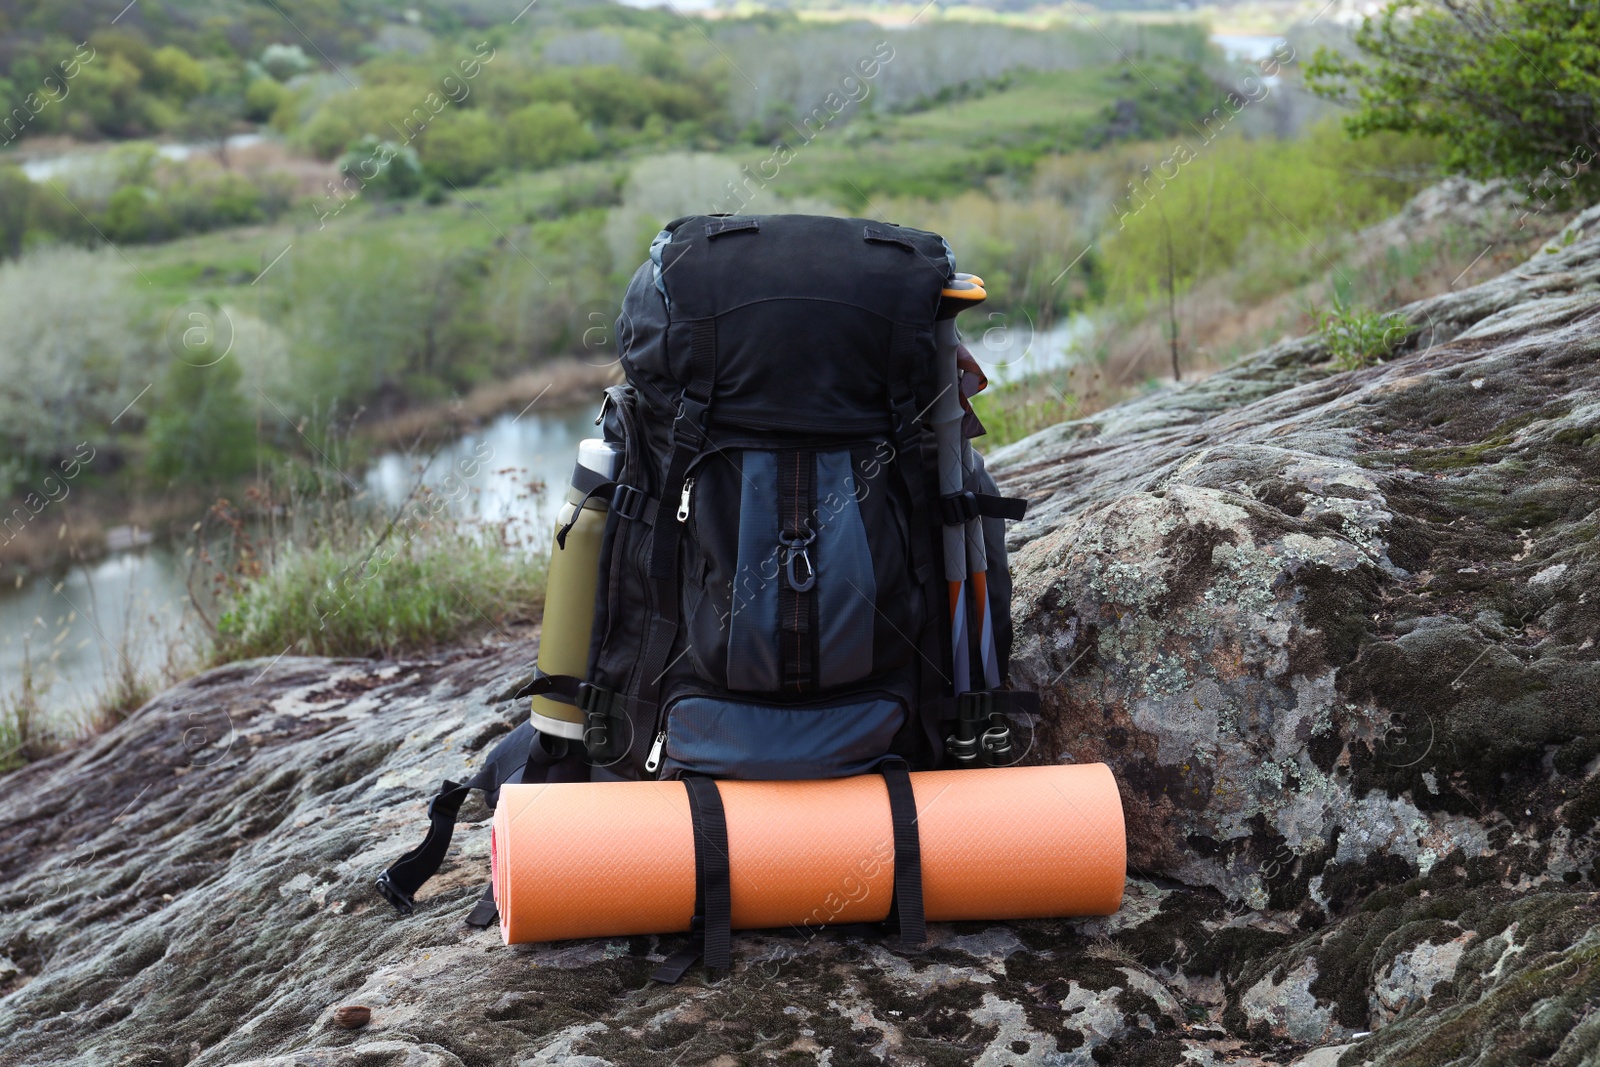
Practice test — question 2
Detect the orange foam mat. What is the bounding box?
[491,763,1125,945]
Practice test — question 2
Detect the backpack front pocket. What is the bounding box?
[655,692,908,780]
[685,444,920,695]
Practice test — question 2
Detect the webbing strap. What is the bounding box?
[376,720,537,915]
[653,776,732,982]
[525,672,583,703]
[464,884,498,928]
[938,491,1029,525]
[887,323,934,587]
[880,759,926,945]
[927,689,1041,720]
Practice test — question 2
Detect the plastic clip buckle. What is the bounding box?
[611,483,645,521]
[940,491,979,526]
[375,870,415,916]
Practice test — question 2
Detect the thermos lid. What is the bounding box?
[576,438,620,480]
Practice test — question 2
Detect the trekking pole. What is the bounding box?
[948,282,1002,690]
[933,276,988,711]
[960,434,1002,692]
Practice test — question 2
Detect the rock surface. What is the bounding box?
[3,201,1600,1066]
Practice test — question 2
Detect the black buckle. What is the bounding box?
[425,779,462,821]
[375,870,415,916]
[577,682,620,760]
[675,395,709,444]
[611,483,645,520]
[958,690,995,723]
[940,491,979,526]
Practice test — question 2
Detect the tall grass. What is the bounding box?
[0,639,58,774]
[201,463,548,663]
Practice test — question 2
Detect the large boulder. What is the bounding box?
[2,202,1600,1067]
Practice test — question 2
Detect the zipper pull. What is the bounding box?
[676,476,695,523]
[644,730,666,774]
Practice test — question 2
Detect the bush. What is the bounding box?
[0,167,33,260]
[1307,0,1600,204]
[265,234,495,406]
[259,43,313,81]
[243,77,291,122]
[103,184,169,242]
[420,108,501,186]
[503,102,598,170]
[338,136,424,200]
[149,45,208,100]
[144,357,258,484]
[1314,293,1410,370]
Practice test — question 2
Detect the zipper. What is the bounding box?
[645,730,666,774]
[676,475,695,523]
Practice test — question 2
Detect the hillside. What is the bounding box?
[2,205,1597,1066]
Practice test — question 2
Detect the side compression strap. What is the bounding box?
[880,759,926,945]
[376,720,538,917]
[653,776,732,982]
[937,491,1028,525]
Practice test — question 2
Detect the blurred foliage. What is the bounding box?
[144,357,257,484]
[1307,0,1600,204]
[337,137,424,201]
[0,246,153,466]
[1099,121,1439,309]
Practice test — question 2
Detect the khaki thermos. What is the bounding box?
[531,438,619,740]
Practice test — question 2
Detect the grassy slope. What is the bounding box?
[745,67,1122,204]
[124,160,626,311]
[119,62,1146,298]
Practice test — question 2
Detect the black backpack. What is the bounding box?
[379,214,1037,926]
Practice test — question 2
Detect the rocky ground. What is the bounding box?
[3,202,1600,1066]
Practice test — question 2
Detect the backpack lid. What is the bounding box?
[621,214,953,436]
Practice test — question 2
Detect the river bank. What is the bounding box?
[0,356,618,584]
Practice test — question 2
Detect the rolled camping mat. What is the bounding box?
[491,763,1125,945]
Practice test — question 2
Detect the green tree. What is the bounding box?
[420,108,500,186]
[103,185,170,243]
[338,136,424,200]
[148,45,208,100]
[243,77,290,122]
[503,102,597,170]
[144,356,257,484]
[1307,0,1600,204]
[181,94,243,167]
